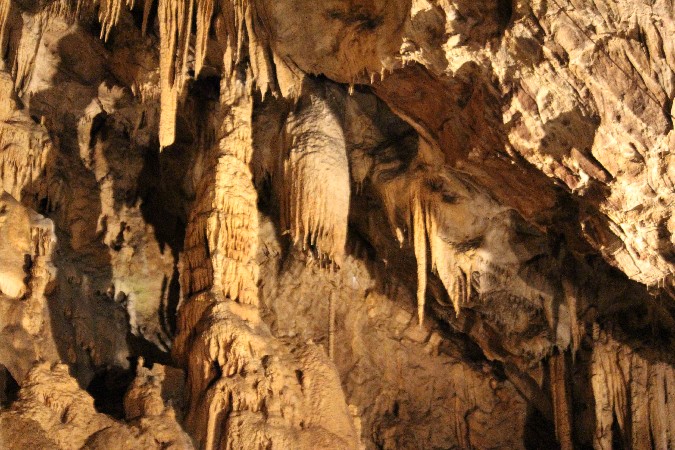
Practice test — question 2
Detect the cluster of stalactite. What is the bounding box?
[0,0,494,330]
[590,330,675,449]
[60,1,362,447]
[543,330,675,450]
[409,183,477,324]
[2,1,675,449]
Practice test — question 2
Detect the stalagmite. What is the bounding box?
[170,11,361,446]
[181,81,259,306]
[329,290,335,359]
[550,352,573,450]
[0,363,193,449]
[2,0,675,448]
[174,86,360,444]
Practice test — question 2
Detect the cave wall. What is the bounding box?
[0,0,674,449]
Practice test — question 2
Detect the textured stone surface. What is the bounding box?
[0,0,674,449]
[0,362,192,450]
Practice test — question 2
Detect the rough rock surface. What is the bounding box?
[0,361,193,449]
[0,0,674,449]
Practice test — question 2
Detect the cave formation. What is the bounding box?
[1,0,675,449]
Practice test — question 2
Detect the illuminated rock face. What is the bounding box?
[0,1,674,449]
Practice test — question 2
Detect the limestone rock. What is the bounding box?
[0,0,674,449]
[0,362,193,450]
[0,191,59,384]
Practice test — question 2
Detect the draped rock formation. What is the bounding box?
[0,0,675,449]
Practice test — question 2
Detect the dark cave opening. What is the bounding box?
[524,404,559,450]
[86,364,136,420]
[0,365,19,409]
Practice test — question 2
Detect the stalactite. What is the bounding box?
[280,81,350,266]
[11,9,46,95]
[219,0,246,79]
[153,0,273,148]
[54,0,276,152]
[592,336,629,449]
[591,330,675,449]
[411,189,427,326]
[0,133,50,201]
[194,0,214,77]
[648,362,675,449]
[0,71,52,201]
[98,0,130,41]
[243,2,275,97]
[0,0,10,64]
[141,0,153,35]
[409,184,477,324]
[562,279,580,358]
[424,204,474,317]
[157,0,192,149]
